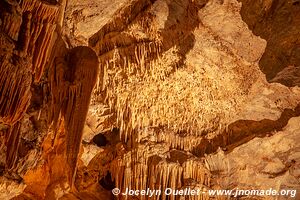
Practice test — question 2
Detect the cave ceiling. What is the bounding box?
[0,0,299,199]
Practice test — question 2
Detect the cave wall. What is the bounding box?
[238,0,300,87]
[0,0,299,199]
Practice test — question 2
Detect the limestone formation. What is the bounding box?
[0,0,300,199]
[48,45,99,187]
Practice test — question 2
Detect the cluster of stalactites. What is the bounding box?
[19,0,59,81]
[5,122,21,171]
[0,57,31,125]
[94,42,230,151]
[0,0,22,41]
[95,43,172,139]
[0,0,59,124]
[110,146,211,200]
[156,131,203,152]
[92,41,162,102]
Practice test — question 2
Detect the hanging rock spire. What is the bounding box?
[49,45,99,187]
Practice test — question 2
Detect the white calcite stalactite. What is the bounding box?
[110,144,211,200]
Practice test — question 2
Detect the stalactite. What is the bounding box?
[18,0,59,82]
[49,46,99,187]
[0,57,31,125]
[5,122,21,171]
[0,0,22,41]
[0,0,60,126]
[155,130,203,152]
[47,35,68,131]
[110,145,211,200]
[64,47,99,186]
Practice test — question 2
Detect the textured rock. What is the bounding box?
[63,0,131,46]
[238,0,300,86]
[0,177,26,199]
[0,0,300,199]
[80,144,104,166]
[86,0,300,199]
[205,116,300,197]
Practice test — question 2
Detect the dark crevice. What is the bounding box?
[92,133,108,147]
[293,1,300,6]
[18,138,36,158]
[99,172,115,190]
[192,104,300,157]
[167,150,191,165]
[0,165,5,176]
[40,0,59,5]
[238,0,300,86]
[17,11,31,53]
[28,83,44,111]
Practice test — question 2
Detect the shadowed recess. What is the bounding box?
[238,0,300,86]
[92,133,108,147]
[99,172,116,191]
[193,103,300,157]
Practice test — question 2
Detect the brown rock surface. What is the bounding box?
[238,0,300,86]
[0,0,299,199]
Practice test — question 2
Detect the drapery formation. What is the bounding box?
[0,56,31,125]
[5,122,21,171]
[0,0,60,183]
[0,0,59,125]
[19,0,59,82]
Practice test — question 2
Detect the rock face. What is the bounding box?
[238,0,300,86]
[0,0,59,126]
[49,45,99,187]
[0,0,299,200]
[206,116,300,198]
[62,0,131,46]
